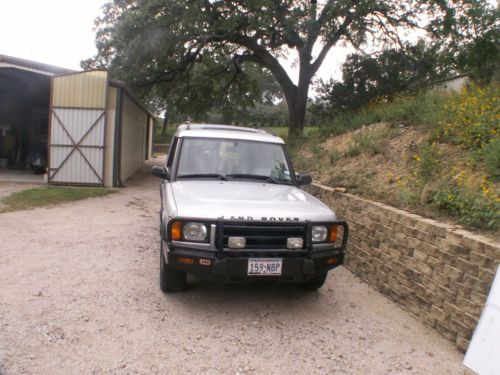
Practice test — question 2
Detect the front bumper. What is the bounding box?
[164,242,345,283]
[163,218,348,282]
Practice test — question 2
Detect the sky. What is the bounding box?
[0,0,347,87]
[0,0,104,70]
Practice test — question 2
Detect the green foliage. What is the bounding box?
[0,187,116,213]
[316,1,498,120]
[328,150,342,165]
[377,93,449,127]
[412,143,442,183]
[438,84,499,150]
[483,137,500,181]
[450,0,500,84]
[84,0,472,136]
[430,184,500,230]
[316,91,449,138]
[206,102,288,128]
[315,111,382,138]
[154,123,177,144]
[311,143,324,156]
[318,40,448,114]
[345,131,385,157]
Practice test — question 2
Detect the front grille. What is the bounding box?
[222,223,306,250]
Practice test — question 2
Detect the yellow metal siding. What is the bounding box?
[52,71,108,109]
[120,92,147,182]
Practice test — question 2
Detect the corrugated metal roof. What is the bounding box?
[0,54,75,76]
[0,54,154,116]
[109,79,155,117]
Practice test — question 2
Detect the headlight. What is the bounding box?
[182,222,207,242]
[312,226,328,242]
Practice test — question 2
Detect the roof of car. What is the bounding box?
[174,123,285,144]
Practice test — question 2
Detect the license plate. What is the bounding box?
[247,258,283,276]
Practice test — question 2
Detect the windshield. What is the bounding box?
[176,138,293,184]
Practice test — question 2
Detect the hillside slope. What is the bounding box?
[291,87,499,238]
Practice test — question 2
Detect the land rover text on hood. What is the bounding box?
[152,123,349,292]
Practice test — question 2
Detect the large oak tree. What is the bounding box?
[85,0,463,137]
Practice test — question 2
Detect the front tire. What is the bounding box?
[302,272,328,291]
[160,241,187,292]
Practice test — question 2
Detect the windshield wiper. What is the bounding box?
[226,173,288,184]
[177,173,228,181]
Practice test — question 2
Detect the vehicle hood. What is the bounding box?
[169,180,336,222]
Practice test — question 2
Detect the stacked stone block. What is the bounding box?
[309,183,500,352]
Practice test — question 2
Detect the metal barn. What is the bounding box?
[0,55,154,187]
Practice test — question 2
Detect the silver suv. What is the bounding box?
[152,124,348,292]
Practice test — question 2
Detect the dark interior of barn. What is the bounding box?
[0,67,50,177]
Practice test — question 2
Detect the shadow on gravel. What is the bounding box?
[161,275,332,317]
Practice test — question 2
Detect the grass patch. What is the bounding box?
[483,138,500,181]
[0,187,116,213]
[316,91,449,138]
[265,126,318,138]
[154,126,177,145]
[345,130,389,157]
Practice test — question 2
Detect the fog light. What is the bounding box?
[228,237,246,249]
[326,258,338,265]
[287,238,303,249]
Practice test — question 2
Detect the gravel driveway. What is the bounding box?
[0,158,464,375]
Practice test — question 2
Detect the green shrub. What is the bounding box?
[430,184,500,230]
[345,129,387,157]
[483,137,500,180]
[437,84,499,150]
[329,149,342,165]
[378,92,448,128]
[154,125,177,144]
[412,143,442,183]
[316,91,449,138]
[316,111,383,138]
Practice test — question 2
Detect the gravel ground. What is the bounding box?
[0,158,464,375]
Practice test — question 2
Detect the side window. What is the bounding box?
[166,137,178,168]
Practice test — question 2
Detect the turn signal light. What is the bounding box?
[329,225,337,242]
[326,258,338,265]
[171,221,182,240]
[179,257,194,264]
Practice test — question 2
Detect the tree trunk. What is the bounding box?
[161,114,169,136]
[286,61,311,139]
[286,91,308,138]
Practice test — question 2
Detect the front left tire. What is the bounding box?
[160,240,187,293]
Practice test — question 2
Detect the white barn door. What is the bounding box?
[49,108,105,185]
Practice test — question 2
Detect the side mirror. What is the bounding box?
[296,173,312,186]
[152,166,169,180]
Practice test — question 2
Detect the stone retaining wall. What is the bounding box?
[309,183,500,352]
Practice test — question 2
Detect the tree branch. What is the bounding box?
[310,15,354,75]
